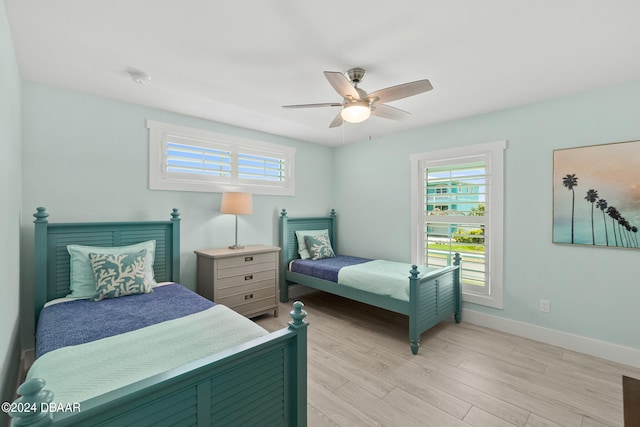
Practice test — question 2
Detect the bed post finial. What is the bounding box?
[330,208,336,217]
[171,208,181,221]
[33,207,49,223]
[9,378,54,426]
[280,208,287,217]
[409,265,420,278]
[288,301,307,328]
[453,252,461,266]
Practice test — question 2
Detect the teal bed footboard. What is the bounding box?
[407,260,462,354]
[11,302,308,427]
[279,209,462,355]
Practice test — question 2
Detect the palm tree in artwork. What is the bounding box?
[622,218,634,248]
[632,226,638,248]
[596,198,609,246]
[618,216,628,247]
[623,221,633,248]
[607,206,620,246]
[584,189,599,245]
[562,174,579,244]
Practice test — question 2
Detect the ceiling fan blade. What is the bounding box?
[324,71,360,100]
[368,79,433,104]
[329,111,344,128]
[371,104,411,120]
[282,102,342,109]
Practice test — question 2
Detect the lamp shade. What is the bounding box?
[220,192,253,215]
[341,101,371,123]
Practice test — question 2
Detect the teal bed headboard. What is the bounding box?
[279,208,336,264]
[32,207,181,324]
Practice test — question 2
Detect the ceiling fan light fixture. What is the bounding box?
[341,101,371,123]
[282,68,432,128]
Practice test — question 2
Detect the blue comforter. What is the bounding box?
[35,284,214,358]
[290,255,371,282]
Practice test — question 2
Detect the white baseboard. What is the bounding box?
[463,308,640,369]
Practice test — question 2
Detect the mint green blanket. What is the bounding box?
[338,260,434,302]
[27,305,268,404]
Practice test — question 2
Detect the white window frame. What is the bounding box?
[410,140,506,309]
[147,120,295,195]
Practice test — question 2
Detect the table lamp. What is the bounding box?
[220,192,253,249]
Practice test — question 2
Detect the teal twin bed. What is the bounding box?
[11,208,308,427]
[279,209,462,355]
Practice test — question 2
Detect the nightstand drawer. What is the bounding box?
[216,269,276,289]
[217,261,274,280]
[217,252,276,269]
[216,283,276,308]
[217,277,276,298]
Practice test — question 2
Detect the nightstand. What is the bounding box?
[194,245,280,318]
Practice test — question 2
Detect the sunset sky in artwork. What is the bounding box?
[553,140,640,245]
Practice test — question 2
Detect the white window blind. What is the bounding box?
[166,141,232,178]
[148,120,295,195]
[237,154,283,181]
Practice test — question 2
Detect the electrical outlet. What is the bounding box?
[540,299,550,313]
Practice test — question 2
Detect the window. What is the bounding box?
[434,186,448,194]
[410,140,506,308]
[147,120,295,195]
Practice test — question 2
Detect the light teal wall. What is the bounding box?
[14,58,640,361]
[333,80,640,350]
[20,82,334,347]
[0,0,22,421]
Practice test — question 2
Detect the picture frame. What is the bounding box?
[553,140,640,249]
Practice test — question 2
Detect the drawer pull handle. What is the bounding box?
[244,293,253,300]
[244,274,253,281]
[244,256,254,262]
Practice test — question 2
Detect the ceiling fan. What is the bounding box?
[282,67,433,128]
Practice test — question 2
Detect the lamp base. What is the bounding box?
[228,244,245,250]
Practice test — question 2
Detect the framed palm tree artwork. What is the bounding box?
[553,140,640,248]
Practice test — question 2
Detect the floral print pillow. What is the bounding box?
[89,250,153,301]
[304,233,336,260]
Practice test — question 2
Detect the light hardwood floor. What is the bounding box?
[254,292,640,427]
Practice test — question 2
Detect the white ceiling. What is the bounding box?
[5,1,640,146]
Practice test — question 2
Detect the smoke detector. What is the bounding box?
[127,70,150,84]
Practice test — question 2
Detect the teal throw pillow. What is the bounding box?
[67,240,157,298]
[89,250,153,301]
[295,229,329,259]
[304,233,335,260]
